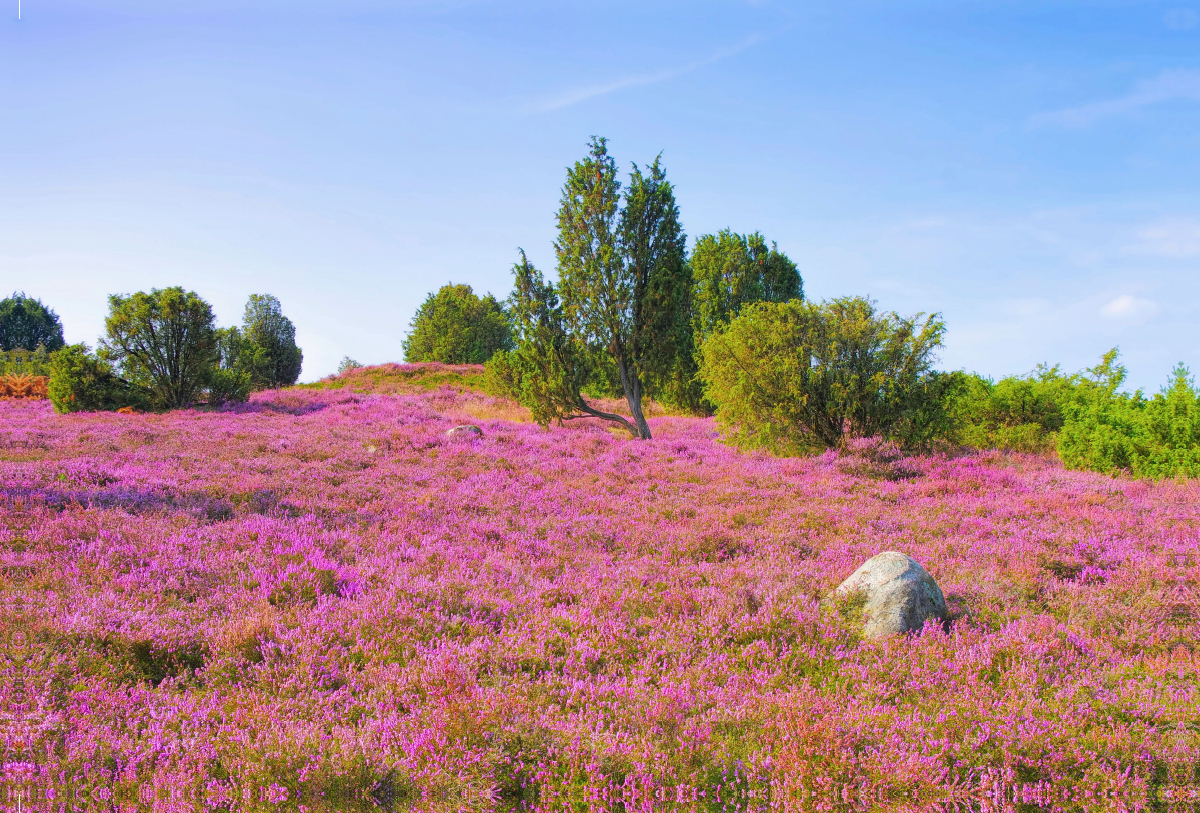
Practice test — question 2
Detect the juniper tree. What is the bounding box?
[242,294,303,388]
[691,229,802,342]
[527,137,690,439]
[403,284,512,364]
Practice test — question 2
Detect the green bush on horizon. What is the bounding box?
[404,283,513,365]
[48,344,151,414]
[1056,351,1200,479]
[698,296,947,455]
[942,365,1078,454]
[0,292,66,352]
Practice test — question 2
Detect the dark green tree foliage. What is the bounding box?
[100,287,217,410]
[619,157,698,412]
[209,326,256,404]
[539,137,691,438]
[1056,350,1143,475]
[498,251,643,434]
[47,344,149,414]
[699,296,945,455]
[691,230,802,342]
[0,292,66,352]
[403,284,512,364]
[243,294,303,388]
[1133,364,1200,478]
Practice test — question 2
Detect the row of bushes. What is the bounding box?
[22,288,304,414]
[682,297,1200,479]
[948,350,1200,478]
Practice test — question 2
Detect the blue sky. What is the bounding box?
[3,0,1199,389]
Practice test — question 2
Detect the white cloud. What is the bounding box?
[531,35,763,112]
[1132,218,1200,258]
[1164,8,1200,30]
[1030,69,1200,127]
[1099,294,1162,321]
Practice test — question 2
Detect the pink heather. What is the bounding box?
[0,381,1196,811]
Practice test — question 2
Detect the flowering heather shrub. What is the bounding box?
[1,381,1198,811]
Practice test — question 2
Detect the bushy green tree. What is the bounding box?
[699,296,945,454]
[100,287,217,410]
[337,356,362,375]
[1057,351,1200,479]
[242,294,303,388]
[691,230,801,342]
[620,156,698,413]
[208,326,255,404]
[0,292,65,352]
[510,138,692,439]
[48,344,149,413]
[403,284,512,365]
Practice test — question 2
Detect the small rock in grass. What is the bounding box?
[824,551,946,638]
[446,424,483,439]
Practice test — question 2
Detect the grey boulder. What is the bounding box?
[446,424,483,439]
[825,551,946,638]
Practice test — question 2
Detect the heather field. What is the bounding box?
[2,365,1198,812]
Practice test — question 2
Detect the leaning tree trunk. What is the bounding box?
[617,356,652,439]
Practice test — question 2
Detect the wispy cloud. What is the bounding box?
[1164,8,1200,30]
[1099,294,1162,322]
[532,35,763,112]
[1030,69,1200,127]
[1131,218,1200,258]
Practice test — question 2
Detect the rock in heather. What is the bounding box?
[446,424,483,439]
[826,551,946,638]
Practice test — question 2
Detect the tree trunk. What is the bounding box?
[617,356,652,439]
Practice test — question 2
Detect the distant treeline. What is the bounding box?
[0,289,302,412]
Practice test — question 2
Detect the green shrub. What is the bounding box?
[403,283,512,364]
[242,294,303,388]
[1056,349,1143,475]
[1130,364,1200,478]
[944,365,1078,454]
[207,366,253,406]
[691,229,802,342]
[698,296,945,455]
[1057,352,1200,479]
[483,349,522,400]
[47,344,150,413]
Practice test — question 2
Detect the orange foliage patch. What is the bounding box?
[0,374,49,400]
